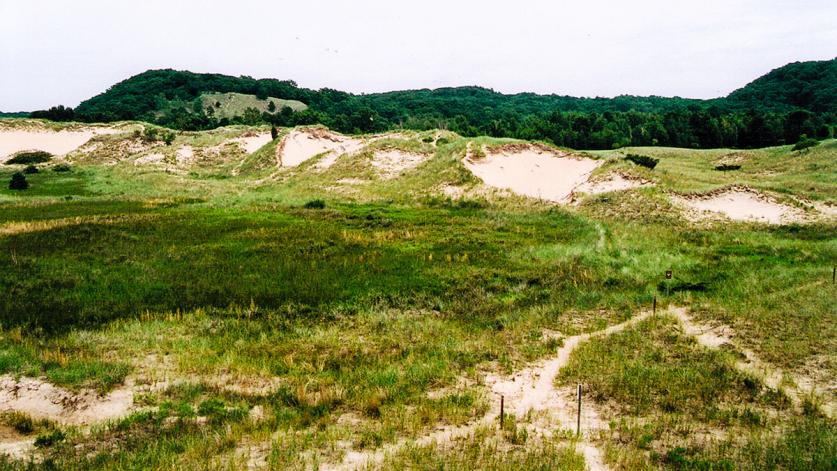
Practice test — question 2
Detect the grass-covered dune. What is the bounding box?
[0,119,834,470]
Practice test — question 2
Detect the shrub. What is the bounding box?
[6,151,52,165]
[624,154,659,169]
[8,172,29,190]
[715,164,741,171]
[268,101,277,112]
[271,125,279,140]
[163,131,176,146]
[23,165,39,174]
[34,429,65,448]
[52,164,72,172]
[792,135,819,151]
[303,199,326,209]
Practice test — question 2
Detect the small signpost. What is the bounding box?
[500,395,504,429]
[665,270,672,296]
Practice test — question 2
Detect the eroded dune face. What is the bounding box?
[464,145,602,203]
[279,129,365,168]
[573,174,652,196]
[679,191,803,224]
[0,128,117,162]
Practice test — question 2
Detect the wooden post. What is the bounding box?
[833,267,835,284]
[500,395,505,429]
[576,384,582,436]
[653,295,656,315]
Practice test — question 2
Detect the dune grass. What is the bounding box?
[0,122,833,469]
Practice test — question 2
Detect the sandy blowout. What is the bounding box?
[573,173,652,197]
[677,189,804,224]
[232,133,272,154]
[0,375,134,426]
[279,129,364,168]
[0,128,117,162]
[464,144,602,203]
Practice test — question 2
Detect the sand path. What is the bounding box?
[668,307,834,419]
[324,311,653,471]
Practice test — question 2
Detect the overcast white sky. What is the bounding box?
[1,0,835,110]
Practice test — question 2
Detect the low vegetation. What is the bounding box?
[6,151,52,165]
[0,121,833,469]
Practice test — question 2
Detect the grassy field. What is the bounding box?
[0,120,834,469]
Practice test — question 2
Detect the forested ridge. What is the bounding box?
[27,58,837,149]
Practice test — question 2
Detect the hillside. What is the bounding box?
[0,119,835,469]
[727,58,837,112]
[30,59,837,150]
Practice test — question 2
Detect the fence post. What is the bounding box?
[576,383,582,436]
[500,395,504,429]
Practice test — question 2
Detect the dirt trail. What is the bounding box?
[324,311,653,471]
[668,308,834,419]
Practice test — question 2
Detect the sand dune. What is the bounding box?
[0,128,117,162]
[464,144,602,203]
[679,190,803,224]
[279,129,364,168]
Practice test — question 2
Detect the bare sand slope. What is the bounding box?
[231,133,272,154]
[0,375,134,426]
[0,128,117,162]
[464,144,602,203]
[678,190,803,224]
[279,129,365,168]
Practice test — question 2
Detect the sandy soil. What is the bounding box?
[325,311,653,471]
[0,375,134,426]
[134,153,165,165]
[669,308,834,419]
[677,190,804,224]
[175,145,195,165]
[230,133,273,154]
[464,144,602,203]
[371,149,427,179]
[279,129,365,168]
[0,128,116,162]
[0,425,34,461]
[573,173,652,197]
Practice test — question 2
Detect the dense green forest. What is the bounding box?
[25,58,837,149]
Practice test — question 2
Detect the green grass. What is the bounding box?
[0,120,834,469]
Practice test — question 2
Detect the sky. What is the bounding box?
[1,0,836,110]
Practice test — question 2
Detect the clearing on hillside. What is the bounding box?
[278,128,365,168]
[464,143,603,203]
[200,92,307,119]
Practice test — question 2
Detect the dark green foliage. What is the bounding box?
[624,154,659,169]
[715,164,742,171]
[162,131,176,146]
[23,165,39,174]
[34,429,65,448]
[8,172,28,190]
[267,100,276,112]
[63,60,836,149]
[52,164,71,172]
[29,105,75,121]
[271,125,279,140]
[792,135,820,151]
[303,199,326,209]
[6,151,52,165]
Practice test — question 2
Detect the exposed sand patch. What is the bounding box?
[231,133,272,154]
[0,128,117,162]
[324,311,652,471]
[134,152,165,165]
[0,375,134,426]
[175,145,195,164]
[0,425,35,461]
[279,129,364,168]
[573,173,652,197]
[440,184,465,198]
[336,178,368,185]
[677,189,804,224]
[669,308,835,419]
[464,144,602,203]
[371,149,428,179]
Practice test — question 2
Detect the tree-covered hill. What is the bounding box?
[726,58,837,112]
[31,58,837,149]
